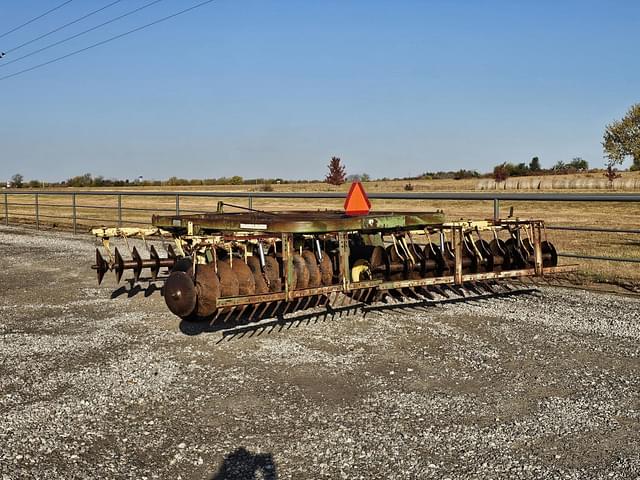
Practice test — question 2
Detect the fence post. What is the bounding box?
[175,194,180,216]
[35,193,40,230]
[117,194,123,227]
[493,198,500,221]
[248,195,253,210]
[72,193,77,234]
[3,192,7,226]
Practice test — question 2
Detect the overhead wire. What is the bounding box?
[0,0,167,69]
[2,0,125,55]
[0,0,75,40]
[0,0,216,82]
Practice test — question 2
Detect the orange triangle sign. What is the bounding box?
[344,181,371,216]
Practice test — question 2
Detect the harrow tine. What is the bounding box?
[247,303,260,322]
[282,299,295,315]
[233,306,247,323]
[301,295,314,311]
[430,285,449,298]
[333,293,347,309]
[389,289,405,301]
[405,287,423,300]
[269,301,284,319]
[445,284,465,297]
[257,301,272,319]
[541,276,555,287]
[478,281,496,293]
[464,282,483,296]
[209,309,223,325]
[222,306,237,323]
[317,294,327,307]
[416,286,435,300]
[360,288,371,304]
[362,288,374,303]
[319,294,331,308]
[271,300,285,316]
[311,295,322,308]
[281,300,293,316]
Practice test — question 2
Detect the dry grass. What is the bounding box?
[2,174,639,285]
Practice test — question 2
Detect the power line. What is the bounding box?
[0,0,167,69]
[0,0,216,82]
[0,0,75,40]
[3,0,125,55]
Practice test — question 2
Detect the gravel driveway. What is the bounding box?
[1,225,639,479]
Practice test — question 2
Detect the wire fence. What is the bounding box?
[2,189,640,278]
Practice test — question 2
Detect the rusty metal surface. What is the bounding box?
[152,210,447,234]
[92,206,575,324]
[164,271,197,318]
[209,265,577,310]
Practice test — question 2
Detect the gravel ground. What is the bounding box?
[1,225,639,479]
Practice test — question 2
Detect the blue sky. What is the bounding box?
[0,0,638,182]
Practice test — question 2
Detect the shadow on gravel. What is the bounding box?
[361,287,540,314]
[209,447,278,480]
[110,280,164,299]
[179,287,541,341]
[179,304,364,341]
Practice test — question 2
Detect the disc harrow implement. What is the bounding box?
[91,203,576,324]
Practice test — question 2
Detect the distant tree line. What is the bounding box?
[0,159,601,189]
[4,173,323,189]
[5,103,639,189]
[492,156,590,182]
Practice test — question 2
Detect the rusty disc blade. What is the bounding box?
[302,250,322,287]
[217,259,240,297]
[131,246,143,282]
[195,263,220,317]
[541,241,558,267]
[319,254,333,286]
[149,245,160,281]
[114,247,125,284]
[246,256,269,294]
[264,256,281,292]
[292,254,309,289]
[93,248,109,285]
[231,258,256,296]
[164,271,197,318]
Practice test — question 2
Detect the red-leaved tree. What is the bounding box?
[325,156,346,185]
[493,163,509,183]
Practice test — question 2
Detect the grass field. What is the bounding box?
[2,173,639,286]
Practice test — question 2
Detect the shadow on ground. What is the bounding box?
[179,303,365,340]
[110,279,165,299]
[209,447,278,480]
[177,287,540,341]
